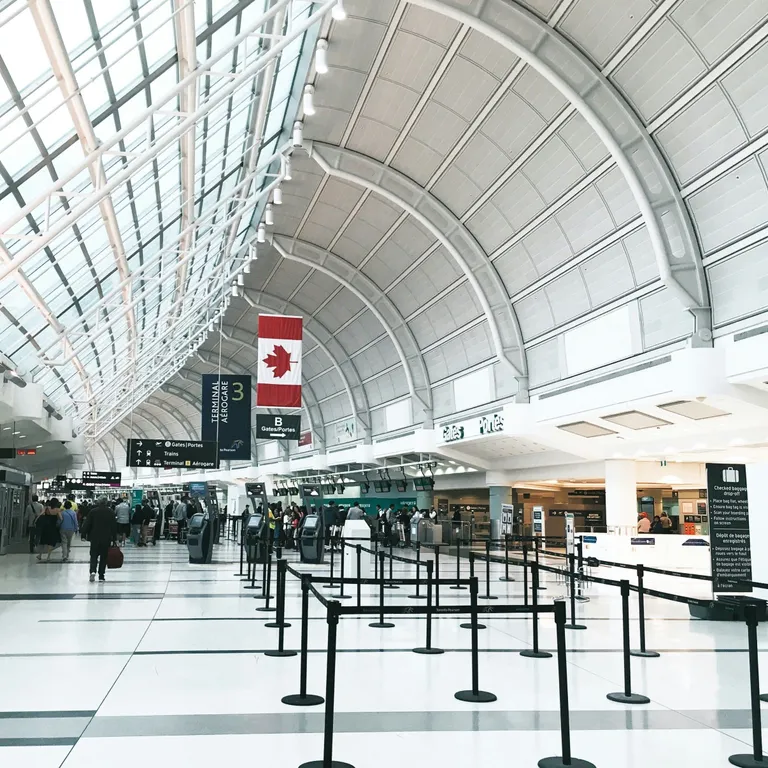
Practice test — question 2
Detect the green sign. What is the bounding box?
[130,489,143,507]
[345,497,417,515]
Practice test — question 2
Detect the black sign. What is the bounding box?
[256,413,301,440]
[201,374,251,460]
[245,483,266,497]
[126,439,219,469]
[82,471,122,487]
[707,463,751,593]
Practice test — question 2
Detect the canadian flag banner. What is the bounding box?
[256,314,302,408]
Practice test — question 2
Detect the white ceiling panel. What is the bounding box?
[465,201,515,254]
[623,226,658,285]
[558,113,611,172]
[515,291,556,341]
[513,66,569,122]
[521,218,574,275]
[721,39,768,138]
[387,246,464,316]
[313,292,367,332]
[523,135,585,204]
[345,117,400,161]
[399,4,460,45]
[365,369,409,408]
[353,336,400,378]
[493,242,539,298]
[595,167,641,226]
[639,289,694,349]
[580,242,637,307]
[380,31,446,91]
[459,29,519,80]
[389,137,445,186]
[408,282,481,348]
[263,262,311,300]
[430,165,483,217]
[545,268,591,326]
[423,322,494,382]
[291,271,342,315]
[432,56,499,122]
[556,186,616,253]
[708,241,768,327]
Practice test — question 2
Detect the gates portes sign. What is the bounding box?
[256,413,301,440]
[706,463,751,593]
[126,439,219,470]
[201,374,251,461]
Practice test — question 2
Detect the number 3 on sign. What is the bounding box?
[232,381,244,401]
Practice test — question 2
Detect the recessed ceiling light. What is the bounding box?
[558,421,617,438]
[657,400,730,420]
[35,445,42,448]
[601,411,672,430]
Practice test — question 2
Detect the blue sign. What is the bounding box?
[583,535,597,544]
[631,537,656,546]
[201,374,251,460]
[682,538,709,547]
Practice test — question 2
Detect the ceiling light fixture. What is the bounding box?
[284,155,292,181]
[273,186,282,205]
[303,84,316,116]
[243,262,251,274]
[265,203,274,226]
[332,0,346,20]
[315,39,329,73]
[292,120,303,147]
[230,283,239,297]
[237,273,244,286]
[257,222,266,243]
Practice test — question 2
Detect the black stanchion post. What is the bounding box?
[298,601,354,768]
[607,580,650,705]
[729,604,767,767]
[450,536,467,590]
[565,553,586,631]
[523,545,529,607]
[409,542,426,600]
[256,552,275,611]
[435,545,440,608]
[630,564,659,658]
[335,541,351,600]
[461,553,487,631]
[282,575,324,707]
[385,542,399,589]
[236,524,245,576]
[414,560,443,655]
[521,562,552,660]
[455,576,496,703]
[356,545,362,609]
[576,538,585,601]
[265,561,296,657]
[481,540,498,600]
[537,601,597,768]
[369,551,394,629]
[534,538,546,590]
[243,542,260,591]
[325,542,336,590]
[500,533,514,582]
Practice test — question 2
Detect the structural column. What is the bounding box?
[490,486,514,540]
[605,460,638,532]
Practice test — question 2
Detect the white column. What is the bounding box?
[605,460,637,532]
[748,463,768,587]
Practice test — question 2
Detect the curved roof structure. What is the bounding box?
[1,0,767,476]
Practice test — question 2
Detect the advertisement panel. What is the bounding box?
[201,374,251,460]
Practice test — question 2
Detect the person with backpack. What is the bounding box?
[59,500,79,562]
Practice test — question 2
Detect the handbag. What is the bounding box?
[106,546,124,569]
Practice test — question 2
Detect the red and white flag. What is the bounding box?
[256,314,302,408]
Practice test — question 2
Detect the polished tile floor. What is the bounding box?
[0,534,766,767]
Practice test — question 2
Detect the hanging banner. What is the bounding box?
[256,314,302,408]
[201,374,251,460]
[706,463,752,593]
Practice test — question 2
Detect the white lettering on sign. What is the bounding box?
[275,417,283,427]
[479,413,504,435]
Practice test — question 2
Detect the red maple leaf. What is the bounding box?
[263,344,293,378]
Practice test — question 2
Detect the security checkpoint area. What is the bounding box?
[1,0,768,767]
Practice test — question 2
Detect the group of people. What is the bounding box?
[637,510,674,534]
[27,494,83,563]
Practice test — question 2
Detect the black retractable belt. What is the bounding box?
[537,601,597,768]
[460,553,486,631]
[325,542,336,590]
[607,580,650,705]
[413,560,443,655]
[282,574,324,707]
[630,564,659,658]
[455,576,496,704]
[523,545,529,607]
[385,542,399,589]
[256,551,275,612]
[480,540,497,600]
[409,542,427,600]
[534,538,546,590]
[521,562,552,660]
[369,551,394,629]
[729,604,767,767]
[450,536,467,590]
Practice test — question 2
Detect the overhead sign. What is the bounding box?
[298,430,313,447]
[201,374,251,461]
[707,463,751,593]
[256,314,303,408]
[256,414,301,440]
[335,418,356,444]
[439,411,505,443]
[125,439,219,469]
[245,482,266,497]
[82,471,122,487]
[0,448,36,459]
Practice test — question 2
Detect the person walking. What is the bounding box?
[81,496,117,582]
[115,497,131,545]
[26,494,43,554]
[35,499,61,562]
[140,499,154,546]
[59,500,79,562]
[660,511,673,534]
[130,503,144,546]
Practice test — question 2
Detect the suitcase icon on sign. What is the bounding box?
[722,467,739,483]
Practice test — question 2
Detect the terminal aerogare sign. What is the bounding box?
[439,411,505,443]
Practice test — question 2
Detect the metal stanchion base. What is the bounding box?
[323,584,338,590]
[454,690,497,703]
[480,595,498,600]
[265,621,291,629]
[413,647,445,655]
[460,622,487,630]
[407,594,428,600]
[499,577,515,582]
[384,585,400,590]
[565,623,587,630]
[281,693,324,707]
[450,585,467,590]
[607,692,650,704]
[256,606,276,612]
[729,754,768,767]
[299,760,355,768]
[520,649,553,659]
[760,693,768,703]
[264,649,298,658]
[538,756,597,768]
[332,594,353,600]
[243,585,262,590]
[369,621,395,628]
[630,650,660,658]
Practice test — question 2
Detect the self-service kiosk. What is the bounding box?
[299,514,325,564]
[187,511,214,564]
[245,511,269,564]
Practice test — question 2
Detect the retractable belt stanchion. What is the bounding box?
[265,561,297,657]
[434,545,441,608]
[298,601,354,768]
[607,580,650,705]
[385,542,399,589]
[282,574,324,707]
[370,551,394,629]
[256,551,275,611]
[537,601,597,768]
[461,553,487,631]
[499,533,514,582]
[565,553,586,631]
[630,564,659,658]
[729,604,767,767]
[481,540,498,600]
[576,538,587,602]
[534,538,546,590]
[236,524,245,577]
[243,539,260,591]
[335,541,351,600]
[325,542,336,590]
[455,576,496,703]
[521,562,552,660]
[523,545,529,607]
[413,560,443,655]
[356,545,362,609]
[450,537,467,590]
[409,542,426,600]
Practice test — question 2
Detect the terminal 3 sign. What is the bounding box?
[440,411,505,443]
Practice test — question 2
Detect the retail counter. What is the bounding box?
[581,533,711,572]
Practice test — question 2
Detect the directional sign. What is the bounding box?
[82,471,122,487]
[125,439,219,469]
